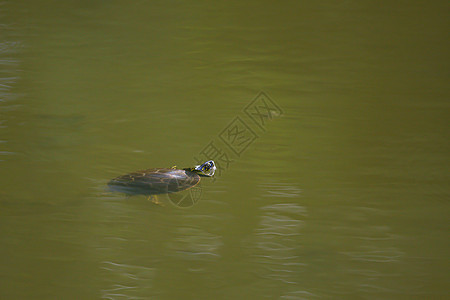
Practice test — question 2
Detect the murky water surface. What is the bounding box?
[1,1,448,298]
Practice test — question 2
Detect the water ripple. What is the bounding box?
[0,34,21,164]
[167,227,223,261]
[259,183,303,198]
[100,261,156,300]
[244,202,310,296]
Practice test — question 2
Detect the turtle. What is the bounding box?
[108,160,215,204]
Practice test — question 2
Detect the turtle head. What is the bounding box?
[193,160,216,177]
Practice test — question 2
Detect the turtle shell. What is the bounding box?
[108,168,200,196]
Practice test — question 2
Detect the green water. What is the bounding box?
[1,1,449,299]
